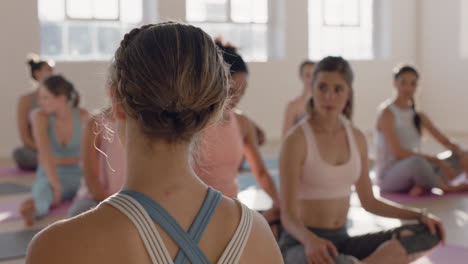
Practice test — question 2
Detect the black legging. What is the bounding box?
[279,224,441,264]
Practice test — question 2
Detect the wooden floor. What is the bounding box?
[1,136,468,264]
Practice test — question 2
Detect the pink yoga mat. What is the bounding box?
[0,167,34,178]
[417,245,468,264]
[380,190,468,204]
[378,174,468,204]
[0,199,71,223]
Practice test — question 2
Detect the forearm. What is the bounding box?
[281,213,315,245]
[40,154,60,186]
[255,170,280,207]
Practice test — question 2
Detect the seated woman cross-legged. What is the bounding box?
[279,57,443,264]
[375,65,468,196]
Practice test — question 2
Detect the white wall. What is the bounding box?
[0,0,434,158]
[420,0,468,134]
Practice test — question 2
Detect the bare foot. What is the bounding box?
[20,198,36,227]
[408,185,426,197]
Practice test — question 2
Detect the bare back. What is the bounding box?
[26,181,282,264]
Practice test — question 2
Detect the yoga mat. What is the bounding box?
[0,199,71,223]
[414,245,468,264]
[238,172,280,192]
[0,167,34,178]
[380,189,468,204]
[0,183,31,195]
[0,229,41,260]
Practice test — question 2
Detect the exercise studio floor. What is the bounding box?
[1,138,468,264]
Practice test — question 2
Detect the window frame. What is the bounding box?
[185,0,276,62]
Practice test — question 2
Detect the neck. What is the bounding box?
[55,105,73,118]
[311,113,342,133]
[393,96,412,109]
[123,121,202,198]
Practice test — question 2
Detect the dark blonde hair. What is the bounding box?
[307,56,354,120]
[110,22,230,143]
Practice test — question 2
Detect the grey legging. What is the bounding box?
[12,146,38,171]
[279,224,440,264]
[378,153,461,193]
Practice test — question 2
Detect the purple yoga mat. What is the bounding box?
[380,190,468,204]
[379,174,468,204]
[0,167,34,178]
[0,199,71,223]
[422,245,468,264]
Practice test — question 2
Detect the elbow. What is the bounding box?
[392,150,409,160]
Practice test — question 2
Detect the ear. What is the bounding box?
[392,79,398,89]
[110,85,126,121]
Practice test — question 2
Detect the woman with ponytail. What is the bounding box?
[13,54,54,170]
[375,65,468,196]
[279,57,443,264]
[21,74,88,226]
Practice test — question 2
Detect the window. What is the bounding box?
[186,0,271,62]
[460,0,468,59]
[38,0,152,61]
[309,0,374,60]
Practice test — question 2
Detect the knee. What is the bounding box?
[406,156,433,173]
[283,245,307,264]
[12,147,37,170]
[334,254,357,264]
[397,224,441,254]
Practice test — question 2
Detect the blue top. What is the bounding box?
[120,187,222,264]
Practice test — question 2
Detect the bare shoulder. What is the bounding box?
[283,120,306,146]
[241,210,283,263]
[78,108,89,120]
[286,96,304,113]
[31,109,47,125]
[26,205,135,264]
[350,125,368,153]
[18,93,33,106]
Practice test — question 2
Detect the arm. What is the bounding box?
[282,102,297,137]
[31,110,60,203]
[17,95,36,149]
[81,116,108,201]
[378,108,439,163]
[354,128,422,219]
[279,128,311,244]
[419,113,464,155]
[354,128,446,242]
[235,113,279,207]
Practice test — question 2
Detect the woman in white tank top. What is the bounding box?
[26,22,282,264]
[375,65,468,196]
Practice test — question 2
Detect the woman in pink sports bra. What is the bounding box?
[195,40,280,208]
[279,57,444,264]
